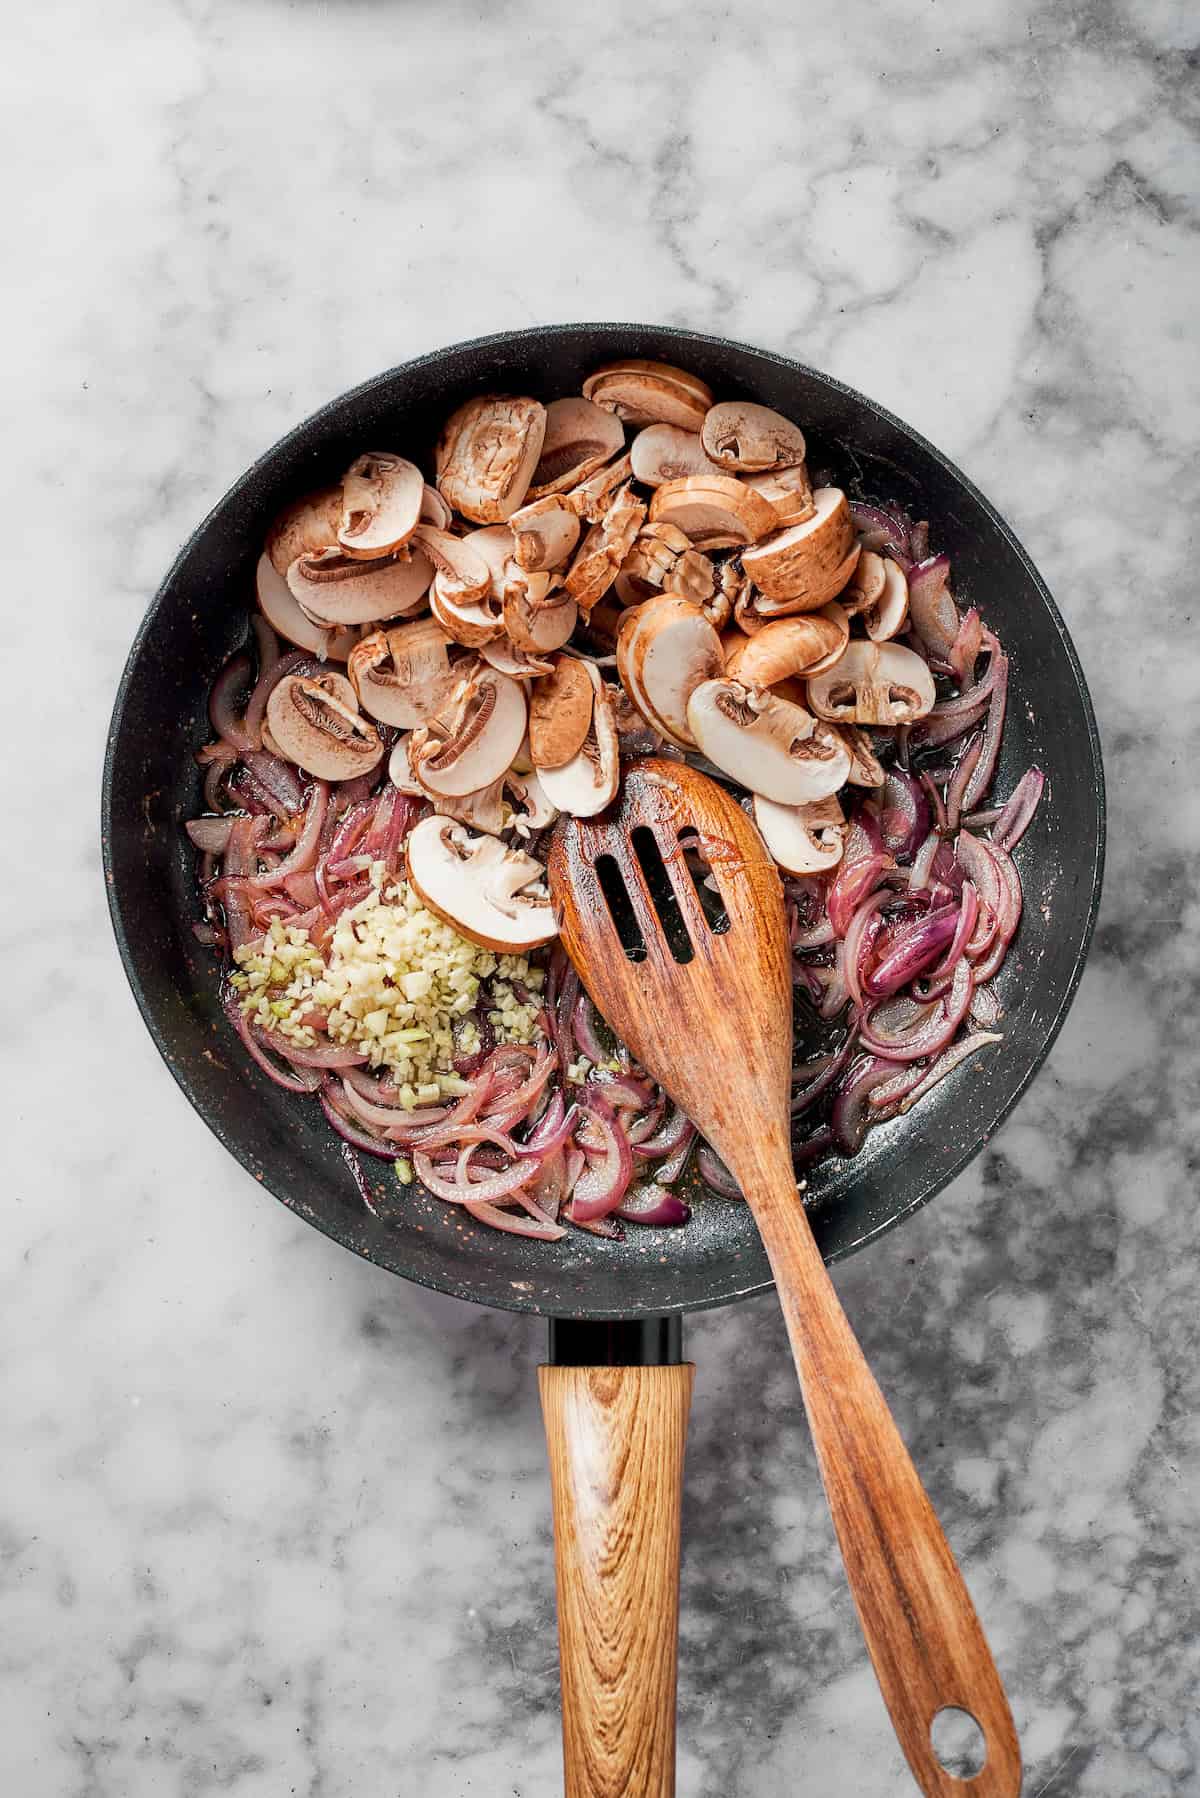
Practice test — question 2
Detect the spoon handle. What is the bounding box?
[745,1141,1021,1798]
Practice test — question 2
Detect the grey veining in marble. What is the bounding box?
[4,0,1199,1792]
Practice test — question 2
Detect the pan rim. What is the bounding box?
[101,323,1105,1318]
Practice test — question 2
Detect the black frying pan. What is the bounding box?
[102,325,1104,1794]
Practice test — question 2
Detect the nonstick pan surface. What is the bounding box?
[102,324,1104,1319]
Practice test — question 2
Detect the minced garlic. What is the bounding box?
[231,865,545,1103]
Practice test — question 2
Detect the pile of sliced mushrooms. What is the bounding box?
[254,358,938,945]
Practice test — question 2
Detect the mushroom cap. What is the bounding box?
[648,475,778,550]
[743,463,816,527]
[507,768,558,835]
[411,524,492,604]
[406,817,557,953]
[502,586,578,655]
[582,359,713,431]
[535,664,620,818]
[285,545,435,626]
[724,611,848,687]
[429,575,505,648]
[388,733,423,794]
[265,674,385,781]
[435,394,547,524]
[479,638,556,680]
[255,554,358,660]
[410,666,528,798]
[622,595,724,749]
[864,556,910,642]
[841,549,887,615]
[420,484,454,529]
[701,401,807,474]
[567,451,634,523]
[508,495,582,572]
[685,678,851,804]
[564,481,646,611]
[806,640,936,725]
[337,452,424,559]
[526,397,625,499]
[266,486,343,577]
[740,488,858,608]
[529,654,596,770]
[348,619,458,729]
[629,424,723,487]
[753,794,847,874]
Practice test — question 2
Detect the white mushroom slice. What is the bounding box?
[743,463,816,527]
[286,545,434,625]
[348,619,458,728]
[625,595,723,748]
[506,769,558,836]
[420,484,453,529]
[266,486,343,576]
[536,664,620,817]
[508,495,582,572]
[568,451,633,523]
[265,675,385,781]
[429,575,504,648]
[388,734,424,795]
[255,554,358,660]
[807,641,936,725]
[503,586,578,655]
[435,395,547,523]
[406,817,557,952]
[753,794,846,875]
[724,612,848,687]
[409,666,527,797]
[480,635,556,680]
[864,557,910,643]
[337,452,423,558]
[411,524,491,603]
[614,522,718,611]
[740,488,858,610]
[529,654,595,771]
[685,679,851,804]
[841,549,887,616]
[629,424,723,487]
[526,397,626,499]
[428,779,507,836]
[701,402,807,474]
[564,482,647,611]
[648,476,777,550]
[829,723,885,787]
[582,359,713,431]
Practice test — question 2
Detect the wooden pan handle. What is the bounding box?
[539,1362,694,1798]
[746,1159,1021,1797]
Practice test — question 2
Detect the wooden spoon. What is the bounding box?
[547,757,1021,1798]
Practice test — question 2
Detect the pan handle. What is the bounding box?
[540,1319,694,1798]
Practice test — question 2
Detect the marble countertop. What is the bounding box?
[7,0,1198,1791]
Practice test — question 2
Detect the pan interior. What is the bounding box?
[102,325,1104,1319]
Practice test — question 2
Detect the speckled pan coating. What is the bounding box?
[101,324,1104,1319]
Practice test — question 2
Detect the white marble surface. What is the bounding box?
[5,0,1199,1792]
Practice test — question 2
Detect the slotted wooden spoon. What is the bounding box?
[545,757,1021,1798]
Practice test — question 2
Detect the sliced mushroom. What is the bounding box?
[420,484,454,529]
[806,641,936,725]
[648,476,777,550]
[536,664,620,817]
[753,794,846,874]
[568,451,634,523]
[620,595,724,749]
[429,576,504,648]
[701,402,807,474]
[527,397,626,498]
[285,544,434,625]
[840,549,886,616]
[435,395,547,523]
[685,679,851,804]
[348,619,457,728]
[337,452,423,558]
[629,424,723,487]
[506,769,558,837]
[613,522,718,611]
[508,495,582,572]
[388,734,423,794]
[724,612,848,687]
[582,359,713,431]
[740,488,859,611]
[265,675,384,781]
[480,637,556,679]
[409,665,527,797]
[743,463,816,527]
[864,557,910,643]
[266,486,343,576]
[529,654,595,770]
[428,779,507,836]
[406,817,557,952]
[503,585,578,655]
[564,481,647,611]
[829,723,885,787]
[255,554,358,660]
[411,524,492,604]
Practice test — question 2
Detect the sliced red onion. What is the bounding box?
[863,904,958,998]
[994,766,1045,852]
[849,502,912,563]
[220,988,323,1092]
[655,1124,697,1185]
[897,1031,1004,1112]
[259,1031,367,1069]
[463,1197,565,1241]
[831,1056,907,1154]
[412,1147,535,1206]
[859,957,973,1062]
[615,1184,692,1227]
[186,815,237,853]
[208,651,256,752]
[517,1095,578,1159]
[843,889,891,1007]
[794,916,837,950]
[569,1089,634,1220]
[791,1031,857,1115]
[969,838,1023,981]
[696,1145,742,1198]
[969,983,1002,1029]
[828,851,891,938]
[572,991,609,1064]
[320,1087,408,1159]
[907,555,958,660]
[908,831,940,893]
[946,732,983,833]
[961,651,1009,813]
[338,1078,448,1134]
[878,768,932,860]
[241,749,306,816]
[632,1105,693,1161]
[929,881,979,977]
[243,648,308,748]
[948,607,983,688]
[247,781,329,891]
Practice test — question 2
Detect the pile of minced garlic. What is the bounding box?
[231,866,545,1109]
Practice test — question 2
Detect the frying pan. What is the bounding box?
[102,324,1104,1794]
